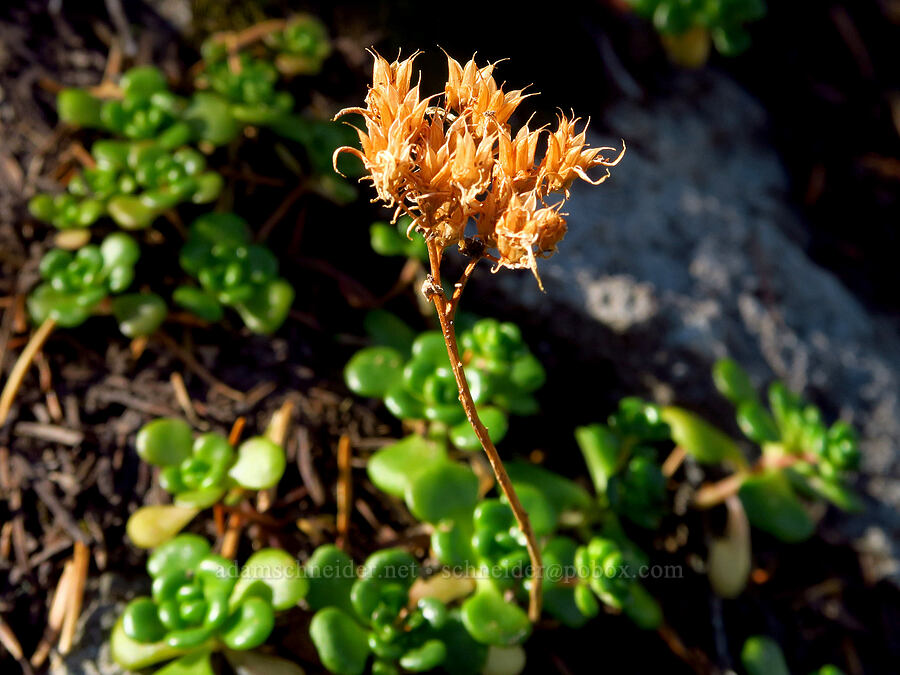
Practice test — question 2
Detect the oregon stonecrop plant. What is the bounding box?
[344,313,546,450]
[111,535,306,674]
[333,51,626,620]
[175,213,295,333]
[626,0,767,65]
[126,416,287,549]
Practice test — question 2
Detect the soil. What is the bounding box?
[1,1,899,674]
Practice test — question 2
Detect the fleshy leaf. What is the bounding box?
[429,611,488,675]
[228,437,286,490]
[363,309,416,354]
[127,505,200,549]
[450,407,508,451]
[712,358,758,405]
[741,636,790,675]
[366,434,446,498]
[309,607,370,675]
[344,346,404,398]
[136,418,194,467]
[110,617,202,670]
[505,461,592,513]
[739,471,815,542]
[305,544,357,613]
[405,461,479,524]
[460,584,531,646]
[221,596,275,650]
[155,652,216,675]
[231,548,308,611]
[574,424,620,493]
[661,406,747,469]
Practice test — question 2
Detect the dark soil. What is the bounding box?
[1,1,899,674]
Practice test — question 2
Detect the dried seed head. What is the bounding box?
[333,51,623,284]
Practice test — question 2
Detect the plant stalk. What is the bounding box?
[0,317,57,425]
[425,241,543,621]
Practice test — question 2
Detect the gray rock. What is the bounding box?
[486,69,900,583]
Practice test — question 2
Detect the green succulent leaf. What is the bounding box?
[234,278,295,334]
[405,461,479,524]
[310,607,371,675]
[232,548,307,611]
[110,617,199,670]
[367,434,446,498]
[574,424,621,493]
[661,406,747,469]
[228,436,286,490]
[739,471,815,542]
[154,651,216,675]
[344,346,405,398]
[429,610,488,675]
[173,286,225,322]
[221,596,276,650]
[622,582,663,630]
[712,358,758,405]
[363,309,416,355]
[305,544,357,613]
[136,418,194,467]
[741,636,791,675]
[112,292,167,337]
[399,639,447,672]
[57,88,103,127]
[504,461,592,513]
[359,548,419,589]
[460,584,531,646]
[126,505,201,549]
[450,407,508,451]
[148,534,212,577]
[736,399,780,444]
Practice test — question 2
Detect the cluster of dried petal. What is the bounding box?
[334,51,624,282]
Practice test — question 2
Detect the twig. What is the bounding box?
[220,513,242,559]
[211,19,288,53]
[256,183,306,242]
[0,317,57,425]
[0,617,24,663]
[30,560,75,667]
[424,240,543,621]
[169,372,199,425]
[155,331,245,401]
[661,445,687,478]
[336,435,352,551]
[59,541,90,655]
[297,427,326,506]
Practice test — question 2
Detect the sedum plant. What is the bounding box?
[27,232,165,337]
[111,534,306,674]
[334,50,625,620]
[625,0,767,66]
[30,140,222,231]
[307,547,470,675]
[679,358,862,543]
[175,212,295,334]
[344,313,545,450]
[127,417,287,548]
[741,635,846,675]
[369,215,427,262]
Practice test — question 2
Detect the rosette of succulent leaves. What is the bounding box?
[111,534,307,675]
[342,311,862,665]
[126,416,288,549]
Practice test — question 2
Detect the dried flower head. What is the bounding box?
[334,51,624,286]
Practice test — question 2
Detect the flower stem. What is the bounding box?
[424,241,543,621]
